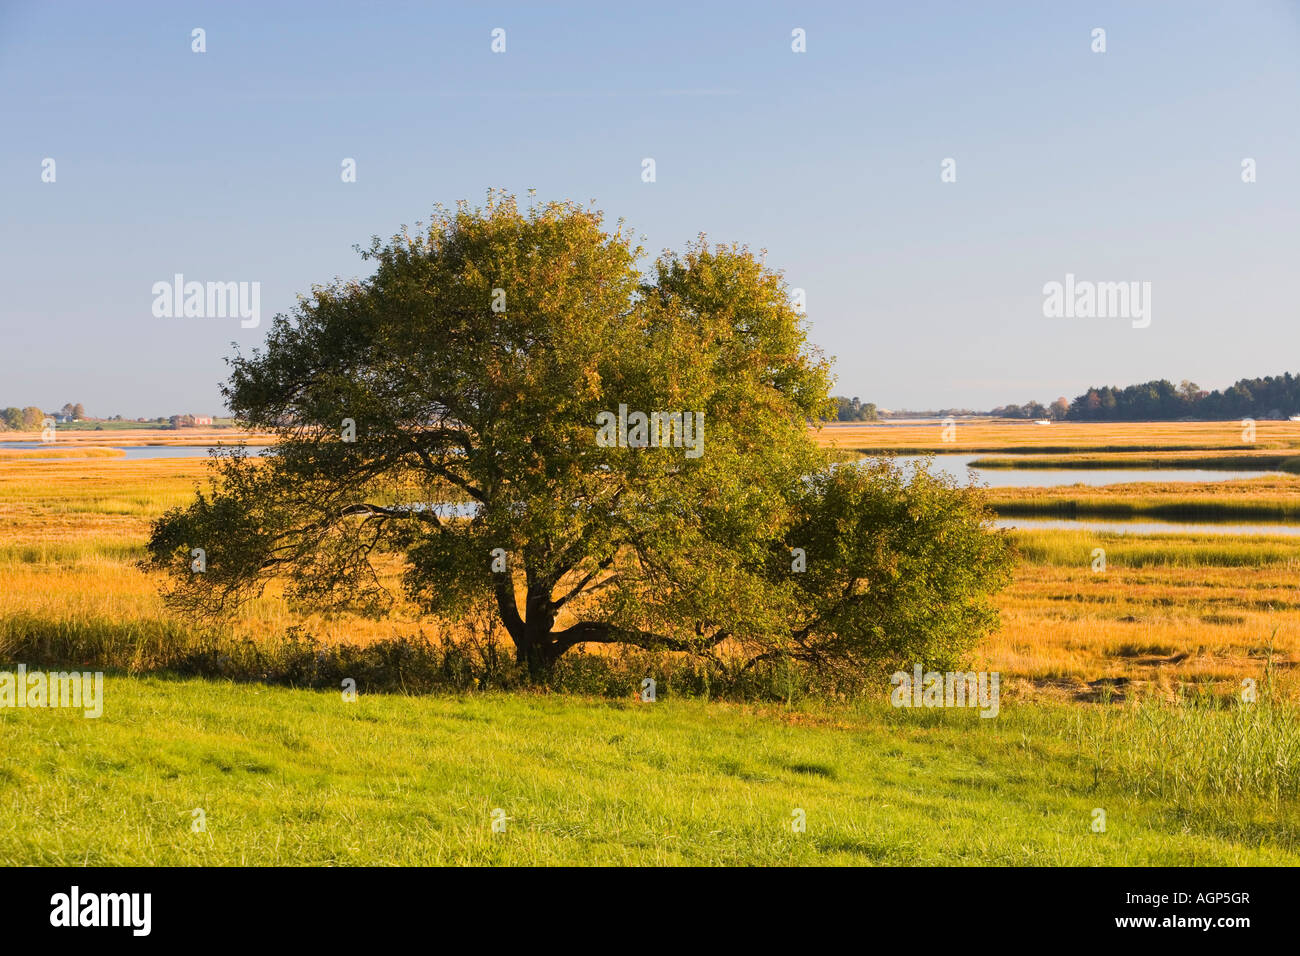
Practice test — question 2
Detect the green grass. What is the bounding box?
[43,421,172,431]
[40,420,241,432]
[0,675,1295,865]
[0,538,144,565]
[1009,528,1300,568]
[992,496,1300,522]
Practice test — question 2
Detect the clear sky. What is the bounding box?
[2,0,1298,417]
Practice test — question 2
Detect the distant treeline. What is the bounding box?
[836,371,1300,423]
[0,403,224,431]
[1066,373,1300,421]
[0,403,87,430]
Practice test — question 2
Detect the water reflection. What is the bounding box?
[889,454,1279,488]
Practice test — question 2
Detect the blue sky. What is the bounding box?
[2,0,1298,417]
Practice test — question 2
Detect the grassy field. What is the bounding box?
[986,476,1300,521]
[970,451,1300,472]
[1,677,1295,865]
[10,419,1298,453]
[2,425,1298,864]
[819,418,1300,454]
[1,455,1297,694]
[0,427,269,447]
[0,447,125,461]
[0,459,429,654]
[988,546,1298,695]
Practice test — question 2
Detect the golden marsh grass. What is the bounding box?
[1,437,1297,701]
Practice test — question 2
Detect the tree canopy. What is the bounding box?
[148,193,1014,678]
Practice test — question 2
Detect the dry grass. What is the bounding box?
[987,475,1300,520]
[816,418,1300,453]
[0,428,271,447]
[1,439,1297,702]
[0,447,125,460]
[971,450,1300,471]
[979,560,1299,699]
[0,459,428,650]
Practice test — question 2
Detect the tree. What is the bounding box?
[782,461,1013,673]
[147,194,1014,678]
[20,407,44,430]
[72,403,86,420]
[832,396,879,421]
[1049,397,1069,420]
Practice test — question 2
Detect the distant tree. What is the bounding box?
[832,396,879,421]
[1050,397,1070,420]
[1225,384,1253,416]
[59,403,75,419]
[1071,389,1101,419]
[72,403,86,420]
[0,408,21,431]
[21,407,44,430]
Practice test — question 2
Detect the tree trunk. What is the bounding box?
[513,630,563,680]
[497,567,566,680]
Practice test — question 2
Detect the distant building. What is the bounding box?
[169,414,214,428]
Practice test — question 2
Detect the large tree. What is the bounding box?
[148,194,1013,677]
